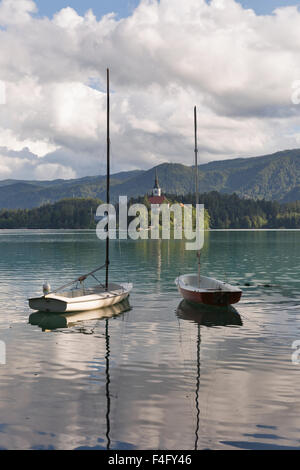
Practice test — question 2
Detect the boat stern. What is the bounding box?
[28,296,68,313]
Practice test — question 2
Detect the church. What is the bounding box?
[148,169,167,205]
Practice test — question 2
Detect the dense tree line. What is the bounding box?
[1,193,300,229]
[0,198,101,229]
[129,195,211,230]
[169,191,300,229]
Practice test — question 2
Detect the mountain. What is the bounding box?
[0,170,143,209]
[1,149,300,209]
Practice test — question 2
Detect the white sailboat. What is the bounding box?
[28,69,132,313]
[28,280,132,313]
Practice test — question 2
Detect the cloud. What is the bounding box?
[0,0,300,180]
[0,147,76,179]
[33,162,76,180]
[0,0,36,25]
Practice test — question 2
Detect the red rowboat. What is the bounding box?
[174,106,242,307]
[175,274,242,306]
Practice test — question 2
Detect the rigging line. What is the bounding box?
[90,273,104,286]
[48,264,106,294]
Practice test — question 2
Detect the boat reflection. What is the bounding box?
[29,298,131,331]
[176,300,242,450]
[176,300,242,327]
[29,298,131,450]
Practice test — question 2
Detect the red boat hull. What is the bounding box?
[179,286,242,306]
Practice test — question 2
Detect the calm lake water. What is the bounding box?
[0,230,300,450]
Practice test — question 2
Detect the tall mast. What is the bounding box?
[105,68,110,290]
[194,106,201,285]
[194,106,199,208]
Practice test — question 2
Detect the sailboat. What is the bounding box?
[175,107,242,307]
[28,69,132,313]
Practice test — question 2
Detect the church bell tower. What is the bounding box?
[153,169,161,197]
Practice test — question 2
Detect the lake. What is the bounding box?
[0,229,300,450]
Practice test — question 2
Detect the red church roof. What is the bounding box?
[148,195,166,205]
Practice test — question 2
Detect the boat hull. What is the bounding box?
[175,274,242,307]
[29,298,131,330]
[29,283,132,313]
[178,285,242,306]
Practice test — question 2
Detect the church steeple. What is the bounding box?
[148,167,167,206]
[154,169,159,188]
[153,169,161,196]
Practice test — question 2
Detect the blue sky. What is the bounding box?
[239,0,298,14]
[34,0,140,19]
[34,0,299,19]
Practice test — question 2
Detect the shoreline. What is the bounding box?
[1,228,300,232]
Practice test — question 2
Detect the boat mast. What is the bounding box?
[194,106,201,286]
[105,68,110,290]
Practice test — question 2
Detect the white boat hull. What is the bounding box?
[29,299,131,330]
[29,282,132,313]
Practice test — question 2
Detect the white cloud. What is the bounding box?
[53,7,84,30]
[0,147,76,180]
[0,0,300,180]
[33,162,76,180]
[0,0,36,25]
[0,129,57,157]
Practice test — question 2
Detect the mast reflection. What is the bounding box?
[29,299,131,450]
[105,318,111,450]
[176,300,242,450]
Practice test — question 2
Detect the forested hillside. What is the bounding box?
[1,149,300,208]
